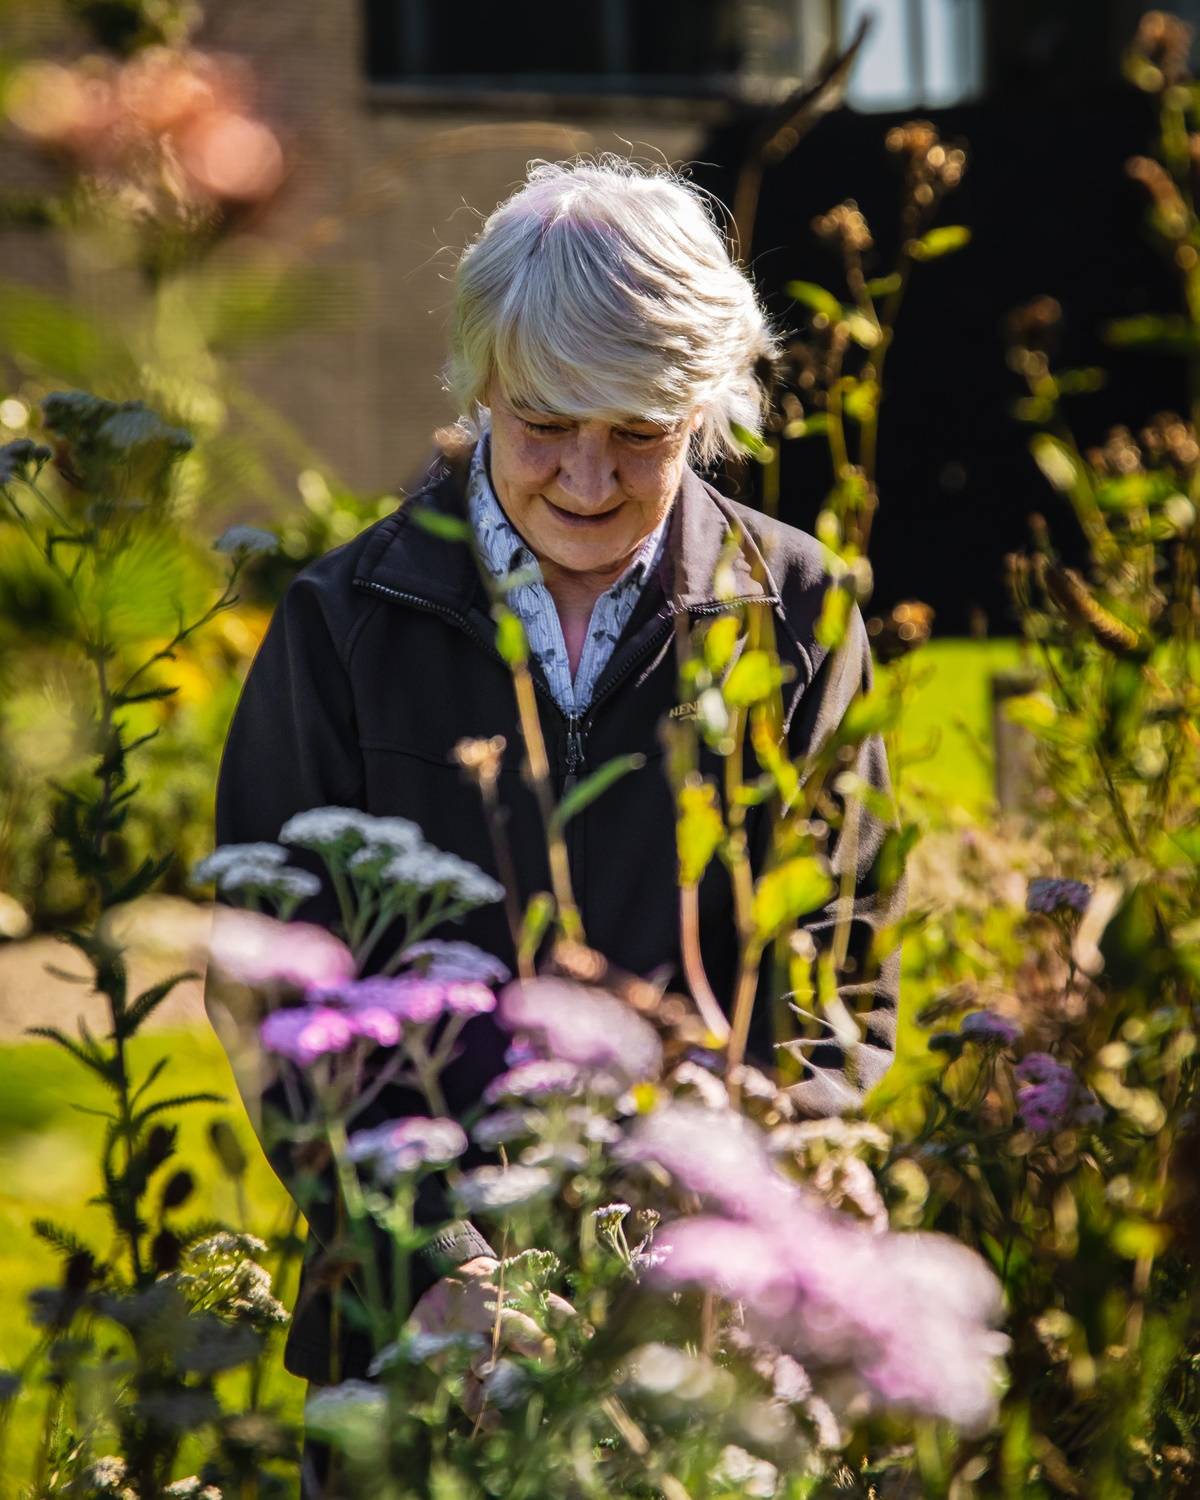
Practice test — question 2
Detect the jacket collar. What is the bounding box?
[353,433,781,615]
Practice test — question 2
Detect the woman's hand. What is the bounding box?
[409,1254,577,1428]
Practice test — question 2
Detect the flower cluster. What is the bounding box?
[1026,877,1092,916]
[6,45,285,218]
[1015,1053,1104,1135]
[620,1103,1008,1433]
[347,1118,467,1182]
[497,977,663,1085]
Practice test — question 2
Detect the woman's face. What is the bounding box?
[484,380,702,581]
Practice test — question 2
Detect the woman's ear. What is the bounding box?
[688,408,705,433]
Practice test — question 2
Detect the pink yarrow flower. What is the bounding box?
[307,975,494,1024]
[498,978,662,1083]
[259,1006,355,1067]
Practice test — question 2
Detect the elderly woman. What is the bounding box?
[213,155,903,1461]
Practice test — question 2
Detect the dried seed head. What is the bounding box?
[1133,11,1194,87]
[453,734,506,788]
[811,199,873,254]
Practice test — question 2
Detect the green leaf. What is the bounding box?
[133,1092,225,1130]
[730,423,774,463]
[702,614,741,674]
[518,892,555,966]
[1030,433,1081,493]
[723,649,787,708]
[836,687,900,745]
[752,857,834,946]
[117,971,199,1040]
[842,378,880,424]
[1111,1218,1171,1259]
[1102,314,1200,353]
[1054,366,1107,396]
[550,753,645,831]
[409,506,473,543]
[783,280,845,322]
[494,607,528,667]
[815,582,852,651]
[677,780,725,885]
[865,273,902,298]
[909,225,971,261]
[1093,470,1176,512]
[845,312,881,349]
[25,1025,115,1084]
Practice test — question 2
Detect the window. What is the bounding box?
[363,0,829,100]
[840,0,984,111]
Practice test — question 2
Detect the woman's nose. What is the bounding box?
[557,432,618,510]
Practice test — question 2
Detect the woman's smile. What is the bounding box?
[542,496,624,528]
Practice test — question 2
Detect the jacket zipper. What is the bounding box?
[552,592,781,795]
[352,579,779,790]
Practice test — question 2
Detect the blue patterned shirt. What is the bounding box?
[466,423,671,717]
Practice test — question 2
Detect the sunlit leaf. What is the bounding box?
[730,423,774,464]
[723,649,787,708]
[815,582,852,651]
[909,225,971,261]
[677,779,724,885]
[410,506,473,543]
[494,607,527,667]
[752,857,834,946]
[842,378,880,424]
[702,613,741,674]
[783,280,844,322]
[551,753,645,831]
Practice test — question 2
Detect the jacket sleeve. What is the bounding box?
[766,599,906,1117]
[206,570,495,1326]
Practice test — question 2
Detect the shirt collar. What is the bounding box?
[467,419,672,594]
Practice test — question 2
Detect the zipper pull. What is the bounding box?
[562,715,586,795]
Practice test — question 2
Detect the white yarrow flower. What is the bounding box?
[191,843,287,885]
[214,524,278,557]
[454,1163,555,1214]
[280,807,372,852]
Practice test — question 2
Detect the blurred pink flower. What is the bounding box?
[651,1205,1007,1433]
[209,908,354,990]
[347,1117,467,1180]
[616,1102,792,1219]
[631,1104,1009,1433]
[498,978,661,1083]
[483,1059,582,1105]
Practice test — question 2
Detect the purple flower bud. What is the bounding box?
[1026,878,1091,915]
[960,1011,1021,1048]
[1014,1052,1102,1134]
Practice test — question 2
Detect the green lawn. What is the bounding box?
[885,637,1027,821]
[0,638,1024,1486]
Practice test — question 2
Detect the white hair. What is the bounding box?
[444,154,780,468]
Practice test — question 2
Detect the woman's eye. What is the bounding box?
[521,419,568,436]
[619,429,663,444]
